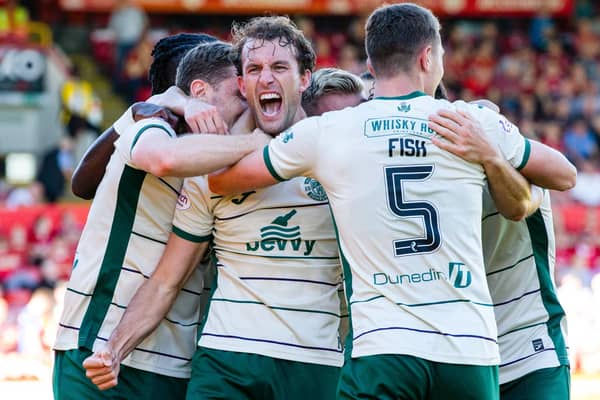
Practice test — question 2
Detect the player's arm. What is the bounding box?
[429,109,532,221]
[71,103,179,199]
[519,139,576,191]
[526,185,545,216]
[210,119,321,195]
[208,146,278,195]
[148,85,228,134]
[83,234,208,390]
[71,126,119,199]
[131,124,271,177]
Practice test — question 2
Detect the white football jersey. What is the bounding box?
[173,175,344,367]
[54,116,205,378]
[265,92,529,366]
[483,187,569,384]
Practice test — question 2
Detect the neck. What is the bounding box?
[291,106,307,125]
[372,73,428,98]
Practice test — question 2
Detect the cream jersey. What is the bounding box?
[265,92,530,366]
[54,116,205,379]
[172,175,344,367]
[483,187,569,384]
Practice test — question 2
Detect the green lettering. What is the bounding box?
[304,240,316,255]
[261,240,275,251]
[246,242,259,251]
[290,238,302,251]
[373,273,388,285]
[371,120,382,131]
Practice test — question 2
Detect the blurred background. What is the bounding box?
[0,0,599,398]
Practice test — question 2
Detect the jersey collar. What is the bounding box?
[374,91,428,100]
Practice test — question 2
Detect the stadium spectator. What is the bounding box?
[108,0,148,88]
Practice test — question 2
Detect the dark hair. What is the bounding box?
[434,81,448,100]
[175,42,235,95]
[365,3,440,78]
[149,33,217,95]
[230,16,315,76]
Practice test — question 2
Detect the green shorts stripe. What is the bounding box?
[337,354,499,400]
[53,348,188,400]
[500,366,570,400]
[187,347,340,400]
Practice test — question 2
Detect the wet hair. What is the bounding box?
[365,3,440,78]
[230,16,315,76]
[149,33,217,95]
[175,42,234,95]
[302,68,363,115]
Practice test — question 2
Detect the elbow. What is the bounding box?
[557,166,577,191]
[207,175,225,195]
[148,151,178,177]
[71,179,94,200]
[501,202,529,222]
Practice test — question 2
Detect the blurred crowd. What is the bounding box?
[2,0,600,381]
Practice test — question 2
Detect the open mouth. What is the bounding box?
[259,92,282,117]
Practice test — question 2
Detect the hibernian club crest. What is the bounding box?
[397,102,411,112]
[304,178,328,201]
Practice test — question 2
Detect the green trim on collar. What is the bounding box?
[374,91,428,100]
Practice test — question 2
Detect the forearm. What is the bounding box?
[107,279,179,364]
[484,156,531,221]
[209,148,277,195]
[71,127,119,199]
[156,133,262,177]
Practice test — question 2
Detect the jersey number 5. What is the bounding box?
[384,165,441,256]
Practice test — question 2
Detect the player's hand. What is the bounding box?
[429,109,501,165]
[131,102,179,130]
[184,98,229,135]
[82,349,120,391]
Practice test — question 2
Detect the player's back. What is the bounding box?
[307,91,527,365]
[482,187,569,384]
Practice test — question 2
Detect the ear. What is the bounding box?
[366,59,376,77]
[298,69,312,93]
[419,45,432,72]
[189,79,209,98]
[238,75,247,98]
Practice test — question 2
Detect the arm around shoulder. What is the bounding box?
[519,140,577,191]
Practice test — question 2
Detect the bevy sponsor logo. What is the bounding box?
[373,261,472,289]
[245,210,316,255]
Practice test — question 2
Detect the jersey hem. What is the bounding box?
[197,339,343,367]
[351,346,500,366]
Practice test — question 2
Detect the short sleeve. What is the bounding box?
[264,116,321,181]
[172,176,214,243]
[112,106,134,136]
[115,118,175,167]
[457,102,529,170]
